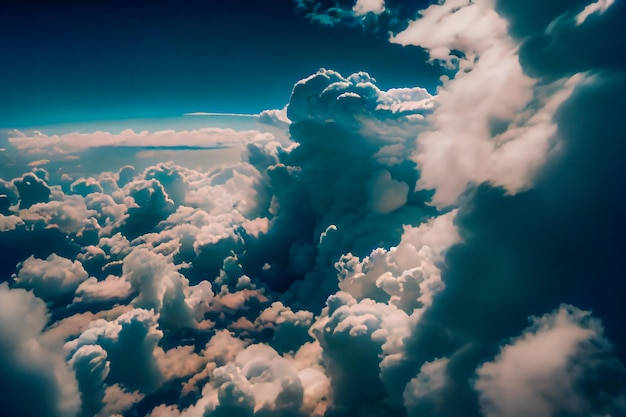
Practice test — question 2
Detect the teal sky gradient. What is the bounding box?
[0,0,440,129]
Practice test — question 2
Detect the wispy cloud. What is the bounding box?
[183,112,260,117]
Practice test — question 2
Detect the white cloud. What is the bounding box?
[66,308,164,394]
[0,213,23,231]
[310,291,412,411]
[403,357,449,416]
[121,247,196,329]
[8,127,272,155]
[151,343,316,417]
[73,275,134,305]
[258,107,291,125]
[70,345,110,417]
[183,112,259,117]
[576,0,615,25]
[0,284,80,417]
[13,254,89,300]
[475,304,618,417]
[19,193,98,234]
[391,0,586,207]
[353,0,385,16]
[0,4,623,414]
[337,210,459,311]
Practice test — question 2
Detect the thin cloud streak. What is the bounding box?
[183,112,260,117]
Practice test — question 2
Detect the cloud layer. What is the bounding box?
[0,0,625,416]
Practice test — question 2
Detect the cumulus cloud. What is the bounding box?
[391,0,587,206]
[353,0,385,16]
[13,253,89,301]
[403,357,449,417]
[258,106,291,127]
[70,345,110,417]
[476,305,623,417]
[22,199,98,237]
[73,275,134,306]
[12,171,51,208]
[1,1,625,415]
[311,291,411,413]
[237,68,439,311]
[120,247,197,329]
[0,213,23,231]
[66,308,164,394]
[0,284,80,417]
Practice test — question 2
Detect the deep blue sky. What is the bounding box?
[0,0,440,128]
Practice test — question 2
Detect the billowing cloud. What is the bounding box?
[12,171,51,208]
[13,253,89,301]
[70,345,110,417]
[390,0,588,207]
[0,284,80,417]
[476,305,622,417]
[1,0,625,415]
[66,308,164,394]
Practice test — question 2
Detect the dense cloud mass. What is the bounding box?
[1,0,625,416]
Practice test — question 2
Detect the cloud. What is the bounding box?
[70,345,110,417]
[391,0,589,207]
[73,275,134,306]
[403,357,449,417]
[19,193,98,235]
[66,308,164,394]
[183,112,259,117]
[293,0,413,32]
[287,68,433,129]
[1,1,625,414]
[13,253,89,301]
[0,178,19,208]
[475,305,623,417]
[238,68,438,310]
[71,177,104,197]
[353,0,385,16]
[149,341,327,417]
[403,73,626,417]
[0,213,23,231]
[0,284,80,417]
[311,291,411,413]
[121,247,197,329]
[258,107,291,128]
[12,171,51,208]
[575,0,615,25]
[7,127,270,155]
[367,169,409,214]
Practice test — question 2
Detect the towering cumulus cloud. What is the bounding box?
[0,0,625,416]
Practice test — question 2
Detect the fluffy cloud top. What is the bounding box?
[353,0,385,16]
[13,254,89,300]
[0,0,625,416]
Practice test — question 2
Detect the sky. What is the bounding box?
[0,0,438,128]
[1,1,626,417]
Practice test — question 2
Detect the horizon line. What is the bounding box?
[183,112,260,117]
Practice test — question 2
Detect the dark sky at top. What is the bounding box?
[0,0,439,128]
